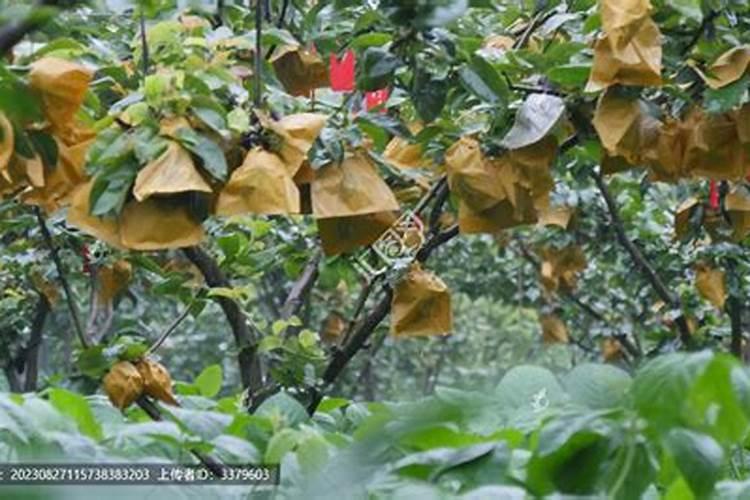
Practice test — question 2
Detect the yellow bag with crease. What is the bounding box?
[311,153,399,219]
[317,211,397,256]
[216,147,300,216]
[133,141,212,201]
[445,137,505,213]
[391,264,453,337]
[271,45,329,97]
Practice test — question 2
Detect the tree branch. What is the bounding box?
[0,0,62,54]
[135,396,225,476]
[23,294,50,392]
[146,300,195,355]
[254,0,264,107]
[592,171,692,344]
[726,259,743,359]
[280,253,320,320]
[307,224,460,414]
[181,246,262,391]
[34,207,88,348]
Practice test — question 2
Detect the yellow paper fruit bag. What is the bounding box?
[311,153,399,218]
[391,264,453,337]
[216,147,300,216]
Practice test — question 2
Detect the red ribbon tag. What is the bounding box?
[330,50,355,92]
[709,180,719,210]
[365,88,390,113]
[81,244,91,275]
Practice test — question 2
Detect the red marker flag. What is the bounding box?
[709,180,719,210]
[81,244,91,275]
[330,50,355,92]
[365,88,390,113]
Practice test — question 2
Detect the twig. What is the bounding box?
[726,259,743,359]
[139,9,149,78]
[684,10,718,55]
[0,0,62,53]
[307,224,460,415]
[254,0,263,107]
[23,294,50,392]
[146,301,195,355]
[277,0,290,28]
[280,253,320,320]
[513,9,557,50]
[307,287,393,414]
[135,396,224,477]
[592,171,692,344]
[182,246,262,391]
[34,207,88,348]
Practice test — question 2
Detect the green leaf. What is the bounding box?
[459,56,508,105]
[173,127,227,182]
[211,434,260,462]
[526,411,612,495]
[27,131,58,168]
[195,364,223,398]
[192,106,227,135]
[169,407,232,440]
[664,428,724,497]
[704,74,750,114]
[632,351,713,430]
[256,392,309,428]
[495,365,566,410]
[563,363,631,409]
[411,70,448,123]
[356,47,401,91]
[687,354,750,442]
[667,0,703,23]
[500,93,566,149]
[350,32,393,49]
[264,428,300,463]
[75,345,109,379]
[227,108,250,134]
[546,64,591,87]
[48,389,102,441]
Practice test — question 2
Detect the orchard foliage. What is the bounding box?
[0,0,749,497]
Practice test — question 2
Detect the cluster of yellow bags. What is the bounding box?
[594,91,750,183]
[1,58,95,213]
[445,136,558,234]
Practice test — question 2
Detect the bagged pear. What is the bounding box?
[540,314,569,344]
[317,211,397,256]
[136,358,179,406]
[216,147,300,216]
[586,0,661,91]
[133,141,212,201]
[103,361,144,410]
[271,45,329,97]
[311,153,399,218]
[391,264,452,337]
[445,136,505,212]
[28,57,93,133]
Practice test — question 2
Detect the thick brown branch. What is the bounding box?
[280,253,320,320]
[307,287,392,414]
[136,396,224,476]
[592,171,692,344]
[34,207,88,348]
[727,260,743,359]
[182,246,262,391]
[23,294,50,392]
[307,224,460,415]
[0,0,62,53]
